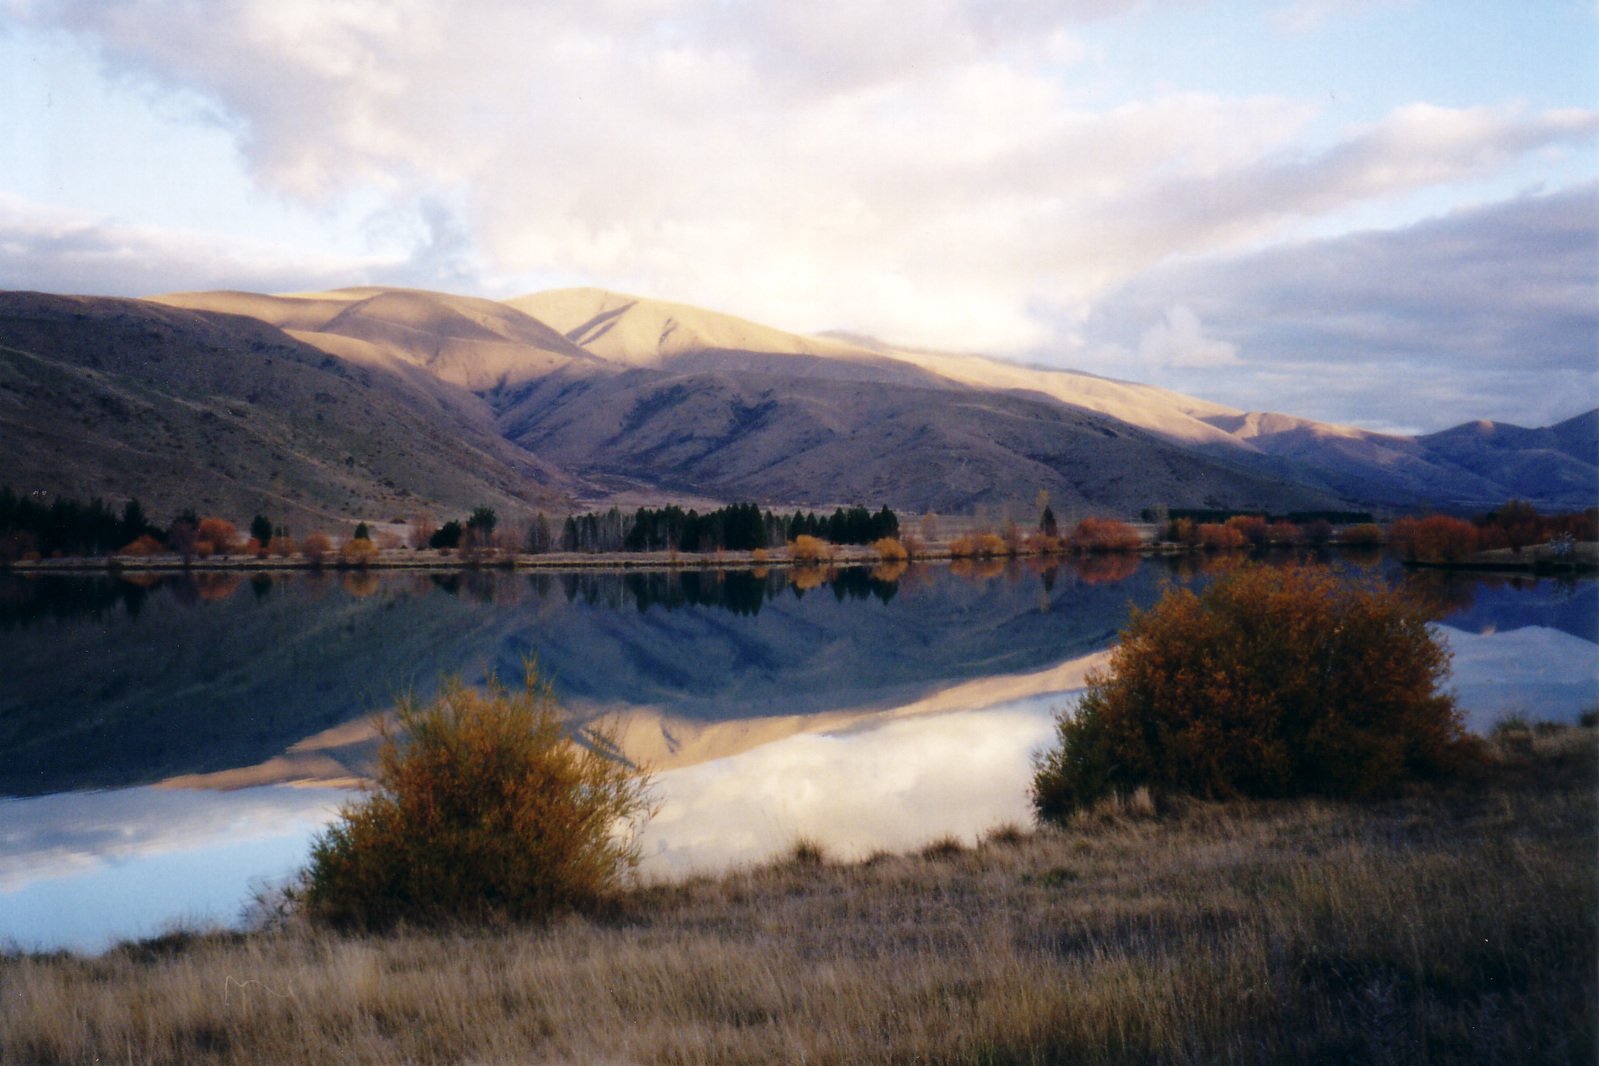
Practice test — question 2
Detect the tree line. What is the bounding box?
[525,502,901,555]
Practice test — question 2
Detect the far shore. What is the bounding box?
[6,538,1594,577]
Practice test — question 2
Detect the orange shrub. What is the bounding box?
[1070,517,1141,553]
[303,666,653,930]
[195,517,239,557]
[949,532,1008,558]
[1389,515,1479,563]
[117,534,165,557]
[788,534,831,565]
[302,532,333,566]
[340,538,379,568]
[1225,515,1270,548]
[1197,523,1246,550]
[1266,521,1304,547]
[1032,564,1476,821]
[1339,523,1384,547]
[872,537,909,563]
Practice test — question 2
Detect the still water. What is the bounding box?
[2,557,1593,951]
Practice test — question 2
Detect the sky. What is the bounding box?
[2,0,1595,434]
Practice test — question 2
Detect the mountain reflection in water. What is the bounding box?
[1,559,1592,952]
[2,561,1150,795]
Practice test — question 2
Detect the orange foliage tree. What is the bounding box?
[301,532,333,566]
[1070,517,1141,552]
[1032,564,1475,821]
[1389,515,1479,563]
[303,665,653,930]
[1225,514,1270,549]
[1266,520,1304,547]
[1197,522,1246,550]
[195,517,239,557]
[1339,523,1384,547]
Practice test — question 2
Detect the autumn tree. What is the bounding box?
[301,532,333,566]
[1070,517,1141,553]
[1389,515,1479,563]
[1225,514,1270,549]
[195,517,238,557]
[1032,564,1476,821]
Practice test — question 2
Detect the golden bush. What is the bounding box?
[303,665,654,930]
[788,534,832,564]
[1033,563,1477,821]
[872,537,908,563]
[1070,517,1141,553]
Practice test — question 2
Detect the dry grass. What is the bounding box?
[5,731,1594,1065]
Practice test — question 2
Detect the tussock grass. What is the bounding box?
[5,731,1594,1065]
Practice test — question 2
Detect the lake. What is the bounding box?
[2,556,1594,952]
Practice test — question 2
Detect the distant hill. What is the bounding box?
[3,284,1592,525]
[0,292,565,529]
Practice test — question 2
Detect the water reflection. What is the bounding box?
[2,560,1593,952]
[0,562,1156,795]
[0,785,345,952]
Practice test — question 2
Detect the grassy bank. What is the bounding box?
[5,730,1594,1065]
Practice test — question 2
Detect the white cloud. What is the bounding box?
[1136,305,1240,368]
[9,0,1595,359]
[0,194,386,295]
[1078,184,1599,430]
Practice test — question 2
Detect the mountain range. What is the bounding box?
[1,285,1592,529]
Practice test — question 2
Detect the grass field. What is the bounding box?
[4,728,1594,1065]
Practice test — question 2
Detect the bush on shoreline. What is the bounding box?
[302,664,654,930]
[1033,563,1479,821]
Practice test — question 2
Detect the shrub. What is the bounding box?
[117,534,165,557]
[339,538,379,568]
[1197,522,1246,551]
[1225,514,1270,549]
[301,532,332,566]
[1266,520,1303,547]
[1338,523,1384,547]
[195,517,239,557]
[1390,515,1479,563]
[1032,563,1476,821]
[872,537,908,563]
[1301,519,1334,547]
[1070,517,1141,552]
[789,534,832,564]
[303,665,653,930]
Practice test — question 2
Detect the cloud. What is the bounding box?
[0,784,345,892]
[0,193,475,296]
[1136,305,1240,368]
[1077,184,1599,431]
[10,1,1596,358]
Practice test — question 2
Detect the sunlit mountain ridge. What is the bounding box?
[1,284,1591,522]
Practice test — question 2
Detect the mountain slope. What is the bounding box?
[157,287,603,391]
[0,292,564,526]
[496,363,1342,514]
[8,283,1590,520]
[1198,409,1598,510]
